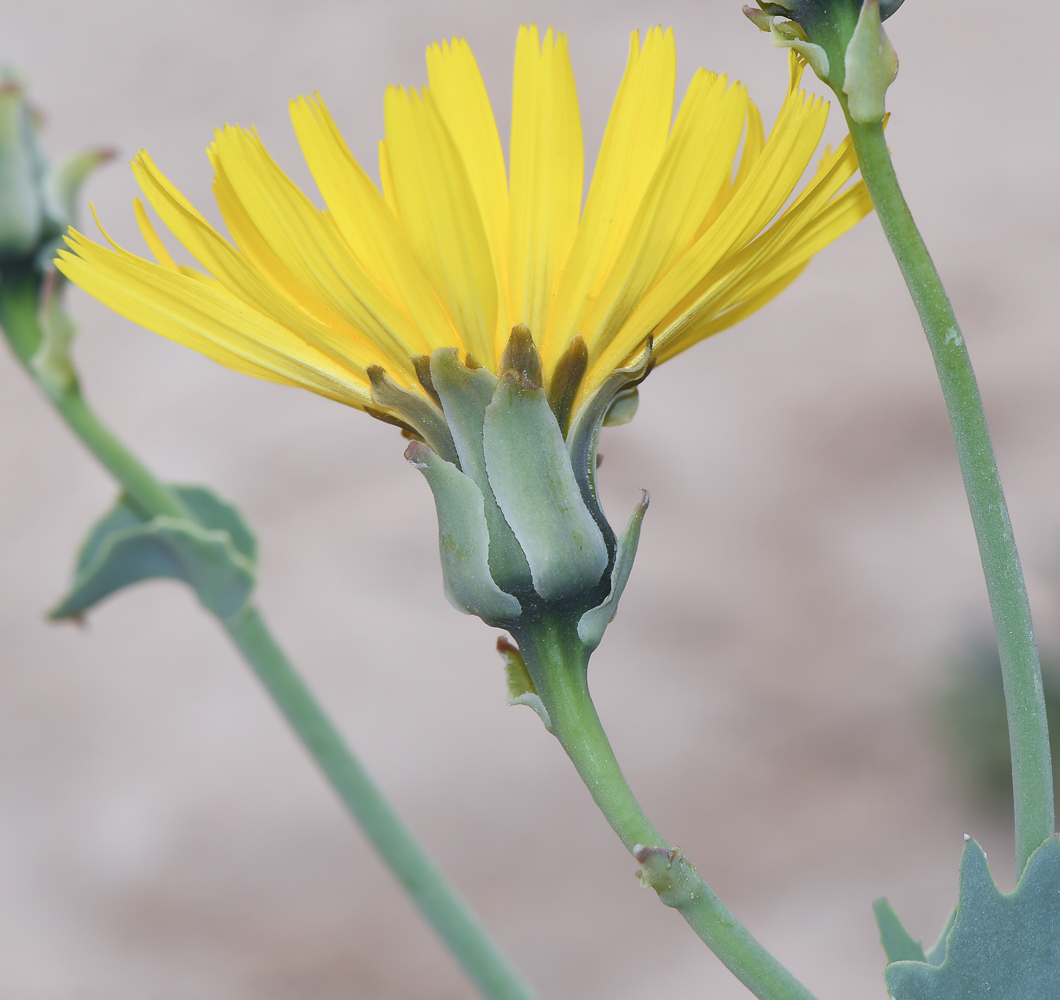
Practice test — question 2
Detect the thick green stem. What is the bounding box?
[519,623,818,1000]
[846,115,1054,875]
[0,282,539,1000]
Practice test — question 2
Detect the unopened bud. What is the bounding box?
[0,72,45,259]
[743,0,902,117]
[0,66,112,278]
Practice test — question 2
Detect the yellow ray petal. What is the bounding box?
[209,124,430,365]
[134,195,224,289]
[131,150,414,384]
[133,197,179,271]
[384,84,499,365]
[426,38,510,324]
[61,34,872,433]
[56,229,372,407]
[508,24,583,356]
[543,26,675,369]
[655,263,810,362]
[378,138,397,208]
[578,78,830,401]
[580,70,748,361]
[691,97,765,243]
[650,149,872,362]
[289,95,460,354]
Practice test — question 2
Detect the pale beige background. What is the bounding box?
[1,2,1057,998]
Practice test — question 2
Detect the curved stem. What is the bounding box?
[518,624,818,1000]
[845,114,1054,875]
[0,283,540,1000]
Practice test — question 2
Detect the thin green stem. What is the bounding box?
[227,608,537,1000]
[52,390,189,519]
[0,281,539,1000]
[845,114,1054,875]
[518,623,818,1000]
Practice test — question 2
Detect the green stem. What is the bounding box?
[226,608,537,1000]
[0,279,539,1000]
[53,390,189,519]
[518,622,818,1000]
[845,115,1054,875]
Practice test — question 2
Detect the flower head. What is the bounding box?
[55,26,872,670]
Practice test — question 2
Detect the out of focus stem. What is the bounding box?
[224,608,538,1000]
[0,274,540,1000]
[844,113,1054,877]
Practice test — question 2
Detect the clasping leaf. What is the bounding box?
[50,485,257,623]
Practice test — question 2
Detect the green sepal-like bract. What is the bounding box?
[497,638,551,731]
[842,0,898,124]
[566,337,653,552]
[50,484,257,623]
[368,363,460,466]
[745,0,901,117]
[578,490,649,653]
[29,280,78,398]
[0,71,44,259]
[880,836,1060,999]
[751,0,904,27]
[429,348,533,597]
[405,438,522,624]
[35,147,113,272]
[483,370,608,603]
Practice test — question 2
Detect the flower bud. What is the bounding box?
[0,71,45,260]
[743,0,901,122]
[0,67,111,279]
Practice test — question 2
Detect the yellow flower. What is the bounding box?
[56,25,870,430]
[53,24,875,659]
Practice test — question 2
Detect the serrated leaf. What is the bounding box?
[884,836,1060,999]
[924,908,956,967]
[51,485,257,622]
[874,897,927,964]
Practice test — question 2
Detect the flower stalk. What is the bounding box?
[511,622,818,1000]
[844,113,1054,877]
[746,0,1056,877]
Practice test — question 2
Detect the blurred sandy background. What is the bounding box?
[1,1,1057,997]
